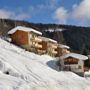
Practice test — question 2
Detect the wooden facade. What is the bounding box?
[38,41,47,54]
[9,27,59,57]
[56,46,70,57]
[38,40,58,57]
[8,26,70,57]
[38,37,58,57]
[11,30,29,45]
[46,42,57,57]
[55,47,63,57]
[59,56,89,73]
[64,57,79,65]
[9,29,42,54]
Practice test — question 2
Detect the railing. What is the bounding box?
[31,43,42,48]
[66,50,70,53]
[51,44,57,48]
[31,37,42,42]
[83,67,89,72]
[62,50,70,54]
[52,50,58,54]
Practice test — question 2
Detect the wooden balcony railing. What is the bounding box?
[31,43,42,48]
[52,50,58,54]
[51,45,57,48]
[31,37,42,42]
[83,67,89,72]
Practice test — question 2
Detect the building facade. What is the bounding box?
[56,44,70,57]
[39,37,58,57]
[8,26,71,57]
[8,26,42,54]
[58,53,89,76]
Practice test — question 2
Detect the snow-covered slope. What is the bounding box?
[0,38,90,90]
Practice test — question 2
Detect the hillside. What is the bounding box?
[0,38,90,90]
[0,19,90,54]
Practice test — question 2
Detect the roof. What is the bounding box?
[59,53,88,61]
[58,44,70,49]
[49,38,57,43]
[8,26,42,35]
[39,36,57,43]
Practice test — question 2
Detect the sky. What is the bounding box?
[0,0,90,27]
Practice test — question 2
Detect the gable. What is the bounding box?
[64,56,79,64]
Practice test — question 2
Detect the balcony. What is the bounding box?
[66,50,70,53]
[83,67,89,72]
[31,37,42,42]
[31,43,42,48]
[51,44,57,48]
[52,50,58,54]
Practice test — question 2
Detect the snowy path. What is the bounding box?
[0,38,90,90]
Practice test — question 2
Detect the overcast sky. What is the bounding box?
[0,0,90,27]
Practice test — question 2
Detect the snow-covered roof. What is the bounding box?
[49,38,57,43]
[60,53,88,60]
[58,44,70,49]
[39,36,57,43]
[8,26,42,35]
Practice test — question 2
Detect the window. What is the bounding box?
[64,57,78,65]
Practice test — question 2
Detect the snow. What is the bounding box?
[39,36,57,43]
[45,28,65,32]
[49,38,57,43]
[8,26,42,35]
[45,29,54,32]
[60,53,88,60]
[0,38,90,90]
[55,28,65,31]
[58,44,70,49]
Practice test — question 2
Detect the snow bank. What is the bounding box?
[0,38,90,90]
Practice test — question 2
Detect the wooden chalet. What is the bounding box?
[39,37,58,57]
[8,26,42,54]
[58,53,89,76]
